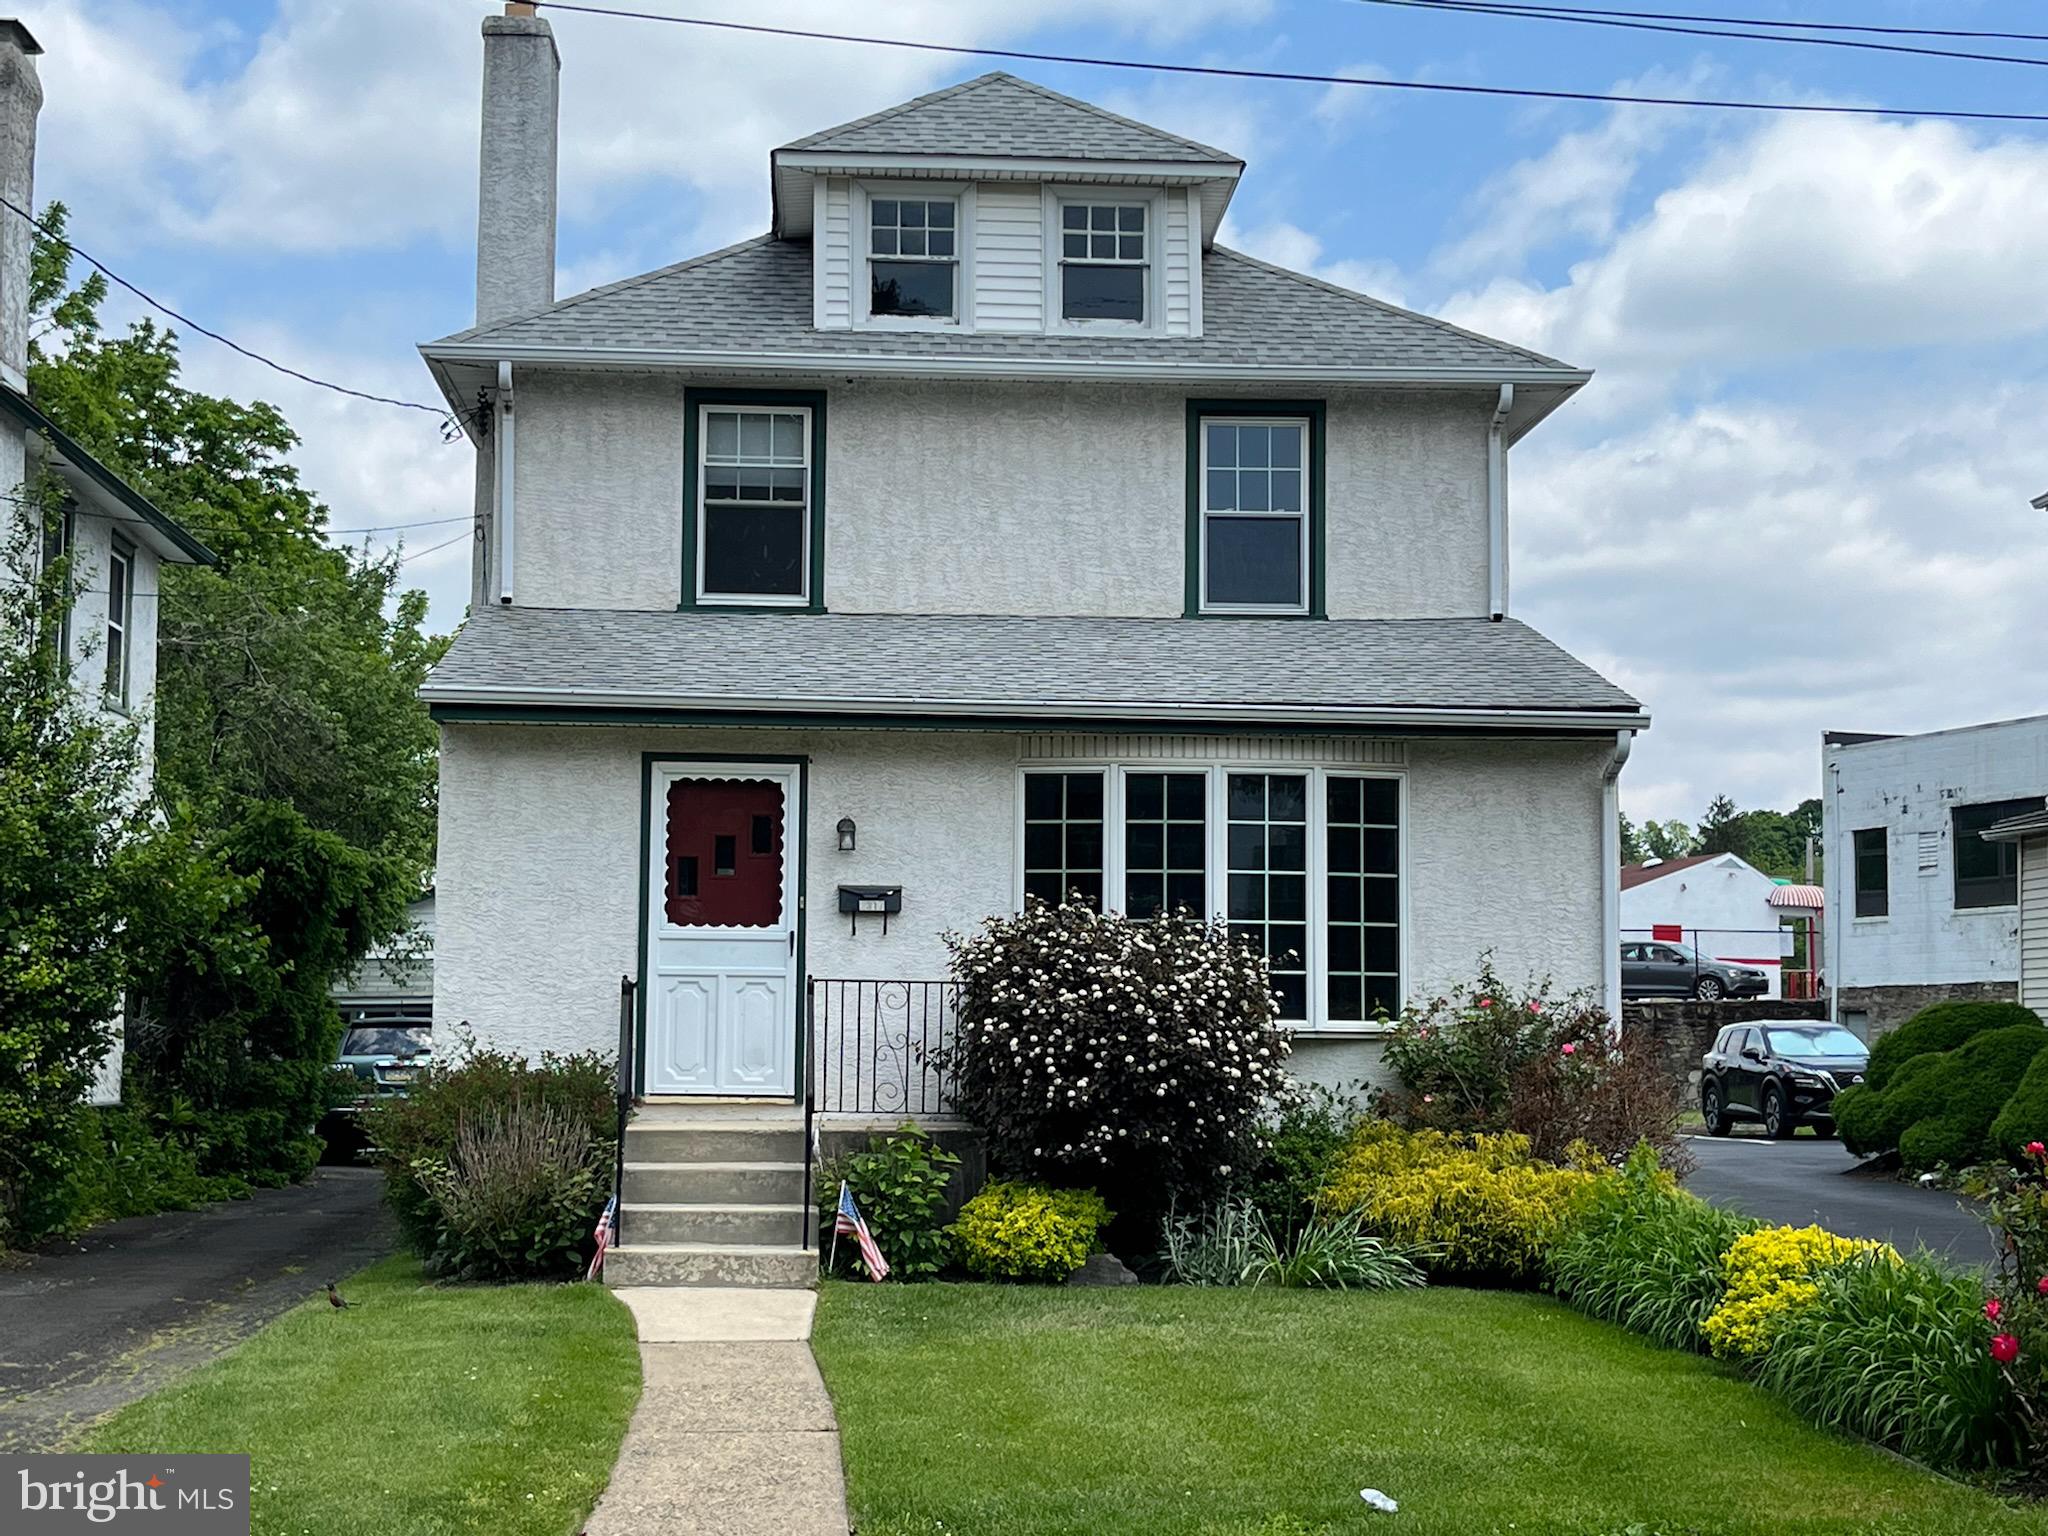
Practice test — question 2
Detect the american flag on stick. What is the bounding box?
[833,1182,890,1281]
[587,1194,617,1281]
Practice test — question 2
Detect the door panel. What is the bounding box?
[645,768,800,1097]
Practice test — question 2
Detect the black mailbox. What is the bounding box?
[837,884,903,935]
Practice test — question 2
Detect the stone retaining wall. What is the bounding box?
[1622,997,1831,1102]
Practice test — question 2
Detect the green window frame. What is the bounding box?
[1185,399,1326,618]
[680,387,828,612]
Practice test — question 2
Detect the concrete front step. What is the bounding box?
[605,1242,818,1289]
[625,1202,810,1246]
[622,1160,807,1206]
[623,1124,805,1164]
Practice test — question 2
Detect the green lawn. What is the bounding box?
[86,1256,640,1536]
[813,1281,2048,1536]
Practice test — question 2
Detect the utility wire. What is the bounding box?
[0,194,456,422]
[526,2,2048,123]
[398,529,475,563]
[1348,0,2048,71]
[1367,2,2048,44]
[327,515,474,536]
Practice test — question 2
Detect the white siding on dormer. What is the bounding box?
[814,177,853,329]
[1163,190,1193,335]
[973,184,1044,331]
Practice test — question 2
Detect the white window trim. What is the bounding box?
[853,180,975,332]
[1197,413,1313,616]
[105,536,134,711]
[1013,758,1409,1033]
[1041,185,1167,335]
[693,402,813,608]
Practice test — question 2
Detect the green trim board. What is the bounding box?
[1183,398,1326,619]
[679,387,829,613]
[0,382,217,566]
[635,751,812,1102]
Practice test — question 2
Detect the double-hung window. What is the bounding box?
[1852,827,1888,918]
[1953,798,2044,910]
[1018,764,1404,1029]
[690,397,822,607]
[38,503,71,662]
[1197,414,1314,613]
[868,197,957,320]
[105,538,133,708]
[1059,202,1147,322]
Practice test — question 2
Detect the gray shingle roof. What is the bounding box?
[428,236,1573,374]
[780,72,1239,166]
[422,608,1642,724]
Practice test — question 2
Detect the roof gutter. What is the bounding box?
[418,681,1648,733]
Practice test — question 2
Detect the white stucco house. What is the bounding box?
[419,14,1645,1134]
[0,20,214,1104]
[1823,715,2048,1039]
[1619,852,1817,1001]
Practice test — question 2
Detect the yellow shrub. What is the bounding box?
[952,1182,1112,1282]
[1318,1123,1607,1282]
[1702,1225,1896,1358]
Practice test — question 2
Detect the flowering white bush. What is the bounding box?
[934,900,1296,1219]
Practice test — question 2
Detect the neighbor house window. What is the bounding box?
[1227,773,1309,1022]
[868,197,956,320]
[1023,771,1105,910]
[38,504,71,662]
[685,391,826,609]
[1325,775,1401,1023]
[1852,827,1888,918]
[1196,414,1314,613]
[1953,798,2044,909]
[1123,771,1206,919]
[1059,202,1146,322]
[105,538,133,708]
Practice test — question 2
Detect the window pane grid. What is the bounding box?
[1201,417,1310,611]
[1123,772,1206,919]
[1023,772,1105,912]
[1326,776,1400,1022]
[1226,773,1309,1021]
[869,196,957,319]
[1060,203,1147,264]
[868,198,956,261]
[699,406,809,601]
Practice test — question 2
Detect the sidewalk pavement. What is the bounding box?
[584,1289,848,1536]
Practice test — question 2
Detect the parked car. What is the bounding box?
[333,1011,433,1112]
[1620,940,1768,1001]
[1700,1021,1869,1138]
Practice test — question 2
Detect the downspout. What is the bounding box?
[496,359,515,604]
[1602,728,1633,1031]
[1487,383,1514,621]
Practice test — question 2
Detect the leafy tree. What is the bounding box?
[1639,818,1698,862]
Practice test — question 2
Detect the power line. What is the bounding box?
[1369,2,2048,44]
[327,515,474,536]
[399,529,475,564]
[1351,0,2048,69]
[526,2,2048,123]
[0,194,457,423]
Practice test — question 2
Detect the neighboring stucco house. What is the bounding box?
[420,16,1643,1138]
[0,20,214,1104]
[1823,715,2048,1039]
[1619,852,1817,1001]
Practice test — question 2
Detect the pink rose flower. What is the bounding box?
[1992,1333,2021,1365]
[1561,1042,1578,1057]
[1987,1298,2005,1322]
[1530,1000,1543,1014]
[2028,1141,2047,1159]
[1477,997,1494,1009]
[2037,1275,2048,1297]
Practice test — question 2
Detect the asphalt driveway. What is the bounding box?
[1682,1132,2001,1266]
[0,1168,395,1450]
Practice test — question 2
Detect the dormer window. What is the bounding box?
[869,197,956,320]
[1060,202,1147,322]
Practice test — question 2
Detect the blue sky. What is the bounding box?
[22,0,2048,823]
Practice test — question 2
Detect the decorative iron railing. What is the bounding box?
[807,978,960,1118]
[613,974,636,1246]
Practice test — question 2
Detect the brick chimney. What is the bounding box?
[0,18,42,396]
[476,3,559,326]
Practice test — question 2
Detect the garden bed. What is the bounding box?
[813,1281,2048,1536]
[84,1256,640,1536]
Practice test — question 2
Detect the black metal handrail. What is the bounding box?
[802,992,817,1252]
[614,974,635,1247]
[808,978,959,1117]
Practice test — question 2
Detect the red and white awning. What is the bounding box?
[1769,884,1824,910]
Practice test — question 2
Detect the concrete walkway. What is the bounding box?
[586,1289,848,1536]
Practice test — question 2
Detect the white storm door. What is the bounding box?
[644,764,801,1096]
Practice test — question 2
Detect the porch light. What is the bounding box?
[836,817,857,853]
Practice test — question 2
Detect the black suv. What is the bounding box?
[1700,1021,1869,1138]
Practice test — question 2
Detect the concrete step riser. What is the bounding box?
[623,1165,807,1205]
[624,1127,805,1163]
[624,1207,809,1246]
[605,1247,818,1289]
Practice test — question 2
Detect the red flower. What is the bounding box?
[1987,1298,2005,1322]
[1530,1000,1543,1014]
[2028,1142,2047,1159]
[1992,1333,2022,1365]
[1561,1041,1578,1057]
[2037,1275,2048,1297]
[1477,997,1494,1009]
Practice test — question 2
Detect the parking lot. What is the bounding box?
[1682,1131,2001,1265]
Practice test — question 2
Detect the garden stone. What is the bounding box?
[1067,1252,1139,1286]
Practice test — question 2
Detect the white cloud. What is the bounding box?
[1219,217,1406,305]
